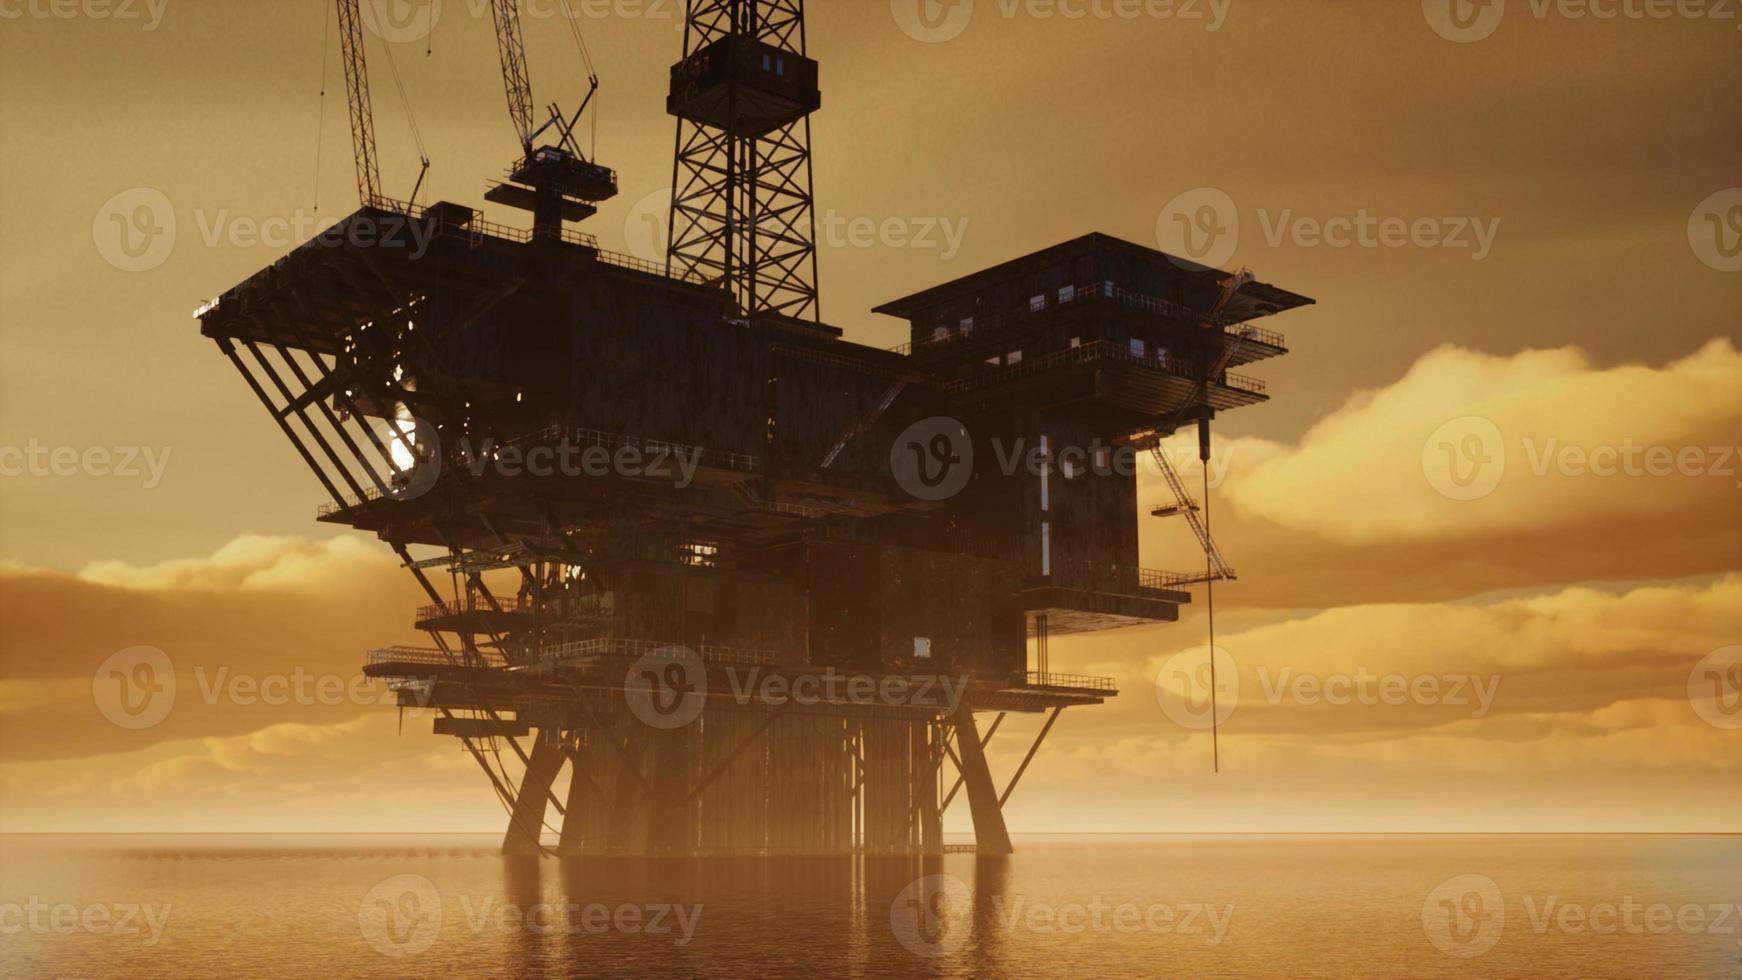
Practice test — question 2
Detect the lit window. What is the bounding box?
[913,637,932,659]
[1070,336,1082,349]
[1059,285,1075,303]
[680,540,718,568]
[932,326,950,340]
[959,316,974,335]
[1029,294,1046,313]
[1130,338,1147,357]
[1007,350,1023,365]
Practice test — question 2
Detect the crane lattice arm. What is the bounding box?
[334,0,382,207]
[489,0,537,154]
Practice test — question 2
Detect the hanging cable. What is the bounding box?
[377,32,432,200]
[1204,463,1219,774]
[312,0,333,213]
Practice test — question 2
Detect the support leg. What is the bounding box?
[502,729,564,856]
[951,707,1013,855]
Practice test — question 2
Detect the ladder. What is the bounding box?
[1150,436,1235,586]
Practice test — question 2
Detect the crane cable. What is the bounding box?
[376,32,432,199]
[556,0,601,156]
[1204,463,1219,775]
[312,0,332,213]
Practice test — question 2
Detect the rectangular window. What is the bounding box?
[1130,338,1147,357]
[914,637,933,659]
[1007,349,1023,365]
[1029,294,1046,313]
[1070,336,1082,349]
[959,316,974,335]
[1059,284,1076,304]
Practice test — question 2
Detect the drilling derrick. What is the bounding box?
[666,0,822,322]
[196,4,1314,857]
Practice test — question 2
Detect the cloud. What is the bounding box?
[0,534,429,764]
[1140,338,1742,606]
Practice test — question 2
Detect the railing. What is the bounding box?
[541,638,779,667]
[317,483,391,518]
[415,596,540,622]
[507,424,762,474]
[594,248,713,286]
[366,646,506,669]
[1035,562,1202,593]
[367,195,713,286]
[1020,671,1118,693]
[953,340,1267,397]
[890,281,1284,357]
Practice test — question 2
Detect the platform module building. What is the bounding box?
[196,2,1312,856]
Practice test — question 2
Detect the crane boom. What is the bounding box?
[489,0,537,153]
[333,0,382,207]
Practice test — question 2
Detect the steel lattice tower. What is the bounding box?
[666,0,822,322]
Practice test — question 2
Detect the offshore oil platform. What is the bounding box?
[196,1,1311,856]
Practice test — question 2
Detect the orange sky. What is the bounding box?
[0,0,1738,833]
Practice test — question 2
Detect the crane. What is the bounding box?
[333,0,381,208]
[332,0,428,211]
[482,0,617,239]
